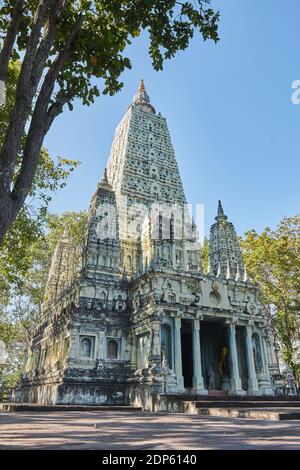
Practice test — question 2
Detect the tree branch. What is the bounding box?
[32,0,66,83]
[11,15,85,211]
[0,0,24,81]
[0,0,60,188]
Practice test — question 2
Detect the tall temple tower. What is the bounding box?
[13,82,281,408]
[106,79,199,275]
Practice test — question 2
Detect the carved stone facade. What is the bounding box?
[13,81,281,409]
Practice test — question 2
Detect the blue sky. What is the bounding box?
[45,0,300,237]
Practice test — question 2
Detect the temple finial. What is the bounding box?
[98,167,112,191]
[218,200,224,216]
[215,200,228,221]
[103,167,108,184]
[99,167,110,186]
[133,79,155,113]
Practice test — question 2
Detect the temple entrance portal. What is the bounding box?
[200,321,229,391]
[181,320,193,388]
[236,325,248,390]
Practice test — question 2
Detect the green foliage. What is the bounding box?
[200,236,209,272]
[0,0,219,243]
[242,216,300,383]
[45,211,88,254]
[1,60,79,213]
[0,316,25,399]
[0,1,219,106]
[0,60,79,297]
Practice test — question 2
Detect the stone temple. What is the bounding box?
[13,81,281,409]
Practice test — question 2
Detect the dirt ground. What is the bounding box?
[0,410,300,450]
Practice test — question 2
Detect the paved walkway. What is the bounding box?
[0,411,299,450]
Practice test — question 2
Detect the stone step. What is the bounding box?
[166,400,300,412]
[165,398,300,416]
[0,403,142,412]
[194,401,300,408]
[167,394,300,402]
[196,407,300,421]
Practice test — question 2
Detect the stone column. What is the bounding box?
[267,331,280,368]
[68,329,77,361]
[98,331,105,360]
[260,332,270,376]
[192,319,207,395]
[245,324,261,395]
[174,316,185,391]
[171,242,176,269]
[130,335,138,370]
[258,330,274,395]
[227,321,245,396]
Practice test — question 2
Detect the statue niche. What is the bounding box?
[79,337,93,358]
[107,339,118,359]
[161,324,172,369]
[218,343,229,376]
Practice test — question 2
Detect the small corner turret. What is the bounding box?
[209,201,246,280]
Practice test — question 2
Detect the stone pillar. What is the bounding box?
[245,324,261,395]
[192,319,207,395]
[258,330,274,395]
[227,321,245,396]
[171,242,176,269]
[260,332,271,376]
[68,329,77,361]
[98,331,105,360]
[182,248,187,271]
[174,317,185,391]
[266,331,278,367]
[130,335,138,370]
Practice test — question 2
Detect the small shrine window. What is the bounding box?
[107,339,118,359]
[79,337,93,358]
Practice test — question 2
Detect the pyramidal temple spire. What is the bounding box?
[133,79,155,114]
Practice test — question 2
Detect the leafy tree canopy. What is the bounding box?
[0,60,79,301]
[0,0,219,242]
[242,215,300,383]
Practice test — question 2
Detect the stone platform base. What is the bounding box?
[11,381,128,406]
[162,394,300,419]
[0,402,141,412]
[208,390,228,397]
[196,407,300,421]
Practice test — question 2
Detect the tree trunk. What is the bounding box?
[0,194,14,244]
